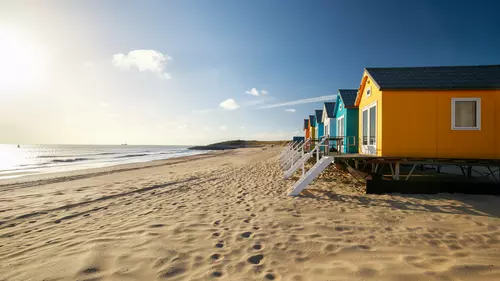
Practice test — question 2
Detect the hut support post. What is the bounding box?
[390,163,395,179]
[406,164,417,180]
[467,166,472,178]
[460,166,467,177]
[395,162,400,180]
[487,166,499,182]
[355,160,359,170]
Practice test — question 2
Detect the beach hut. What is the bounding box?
[303,119,310,140]
[333,89,359,153]
[322,102,336,137]
[354,64,500,158]
[293,136,305,143]
[315,110,324,139]
[309,115,316,141]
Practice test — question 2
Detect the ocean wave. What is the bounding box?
[115,154,149,159]
[38,152,117,158]
[51,158,89,163]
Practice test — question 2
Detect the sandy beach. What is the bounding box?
[1,147,500,281]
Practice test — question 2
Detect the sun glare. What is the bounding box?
[0,29,47,92]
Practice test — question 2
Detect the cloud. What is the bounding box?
[219,99,240,110]
[240,126,245,130]
[203,127,210,131]
[245,88,260,96]
[112,49,172,79]
[83,61,94,67]
[177,124,188,129]
[245,88,269,97]
[285,108,296,113]
[219,125,228,131]
[259,94,336,109]
[98,102,109,108]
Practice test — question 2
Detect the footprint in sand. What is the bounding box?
[243,218,251,223]
[212,232,221,237]
[253,244,262,250]
[215,242,224,248]
[211,271,223,278]
[213,220,221,226]
[241,232,252,238]
[210,253,221,261]
[248,254,264,264]
[264,273,277,280]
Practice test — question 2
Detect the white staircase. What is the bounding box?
[287,156,335,196]
[284,152,312,179]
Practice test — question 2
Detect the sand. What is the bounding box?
[1,147,500,281]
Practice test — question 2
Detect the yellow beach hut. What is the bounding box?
[355,64,500,159]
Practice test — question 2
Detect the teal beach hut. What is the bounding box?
[333,89,359,153]
[315,110,324,140]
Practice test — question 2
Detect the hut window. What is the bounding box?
[366,87,371,97]
[451,98,481,130]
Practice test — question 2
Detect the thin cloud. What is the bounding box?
[219,125,228,131]
[259,94,336,109]
[98,102,109,108]
[285,108,296,113]
[219,99,240,110]
[245,88,269,97]
[177,124,188,129]
[112,49,172,79]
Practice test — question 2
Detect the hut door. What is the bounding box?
[337,116,345,153]
[362,103,377,155]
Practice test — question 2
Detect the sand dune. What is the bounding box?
[1,147,500,281]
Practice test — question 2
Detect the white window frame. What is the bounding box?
[366,86,371,97]
[451,98,481,131]
[361,101,377,155]
[339,102,342,110]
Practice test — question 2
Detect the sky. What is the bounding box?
[1,0,499,145]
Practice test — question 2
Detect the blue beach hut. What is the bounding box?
[333,89,359,153]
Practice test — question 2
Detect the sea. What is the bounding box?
[0,144,208,180]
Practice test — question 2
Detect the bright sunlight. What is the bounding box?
[0,28,47,92]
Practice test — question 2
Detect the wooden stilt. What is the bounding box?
[406,164,417,180]
[395,162,400,180]
[460,166,466,177]
[467,166,472,178]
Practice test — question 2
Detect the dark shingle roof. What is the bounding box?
[338,89,358,107]
[366,65,500,90]
[324,102,336,118]
[303,119,309,130]
[309,115,315,125]
[315,110,323,124]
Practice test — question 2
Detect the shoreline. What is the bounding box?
[0,150,225,190]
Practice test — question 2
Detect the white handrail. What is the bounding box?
[280,142,294,156]
[280,141,302,162]
[282,138,309,167]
